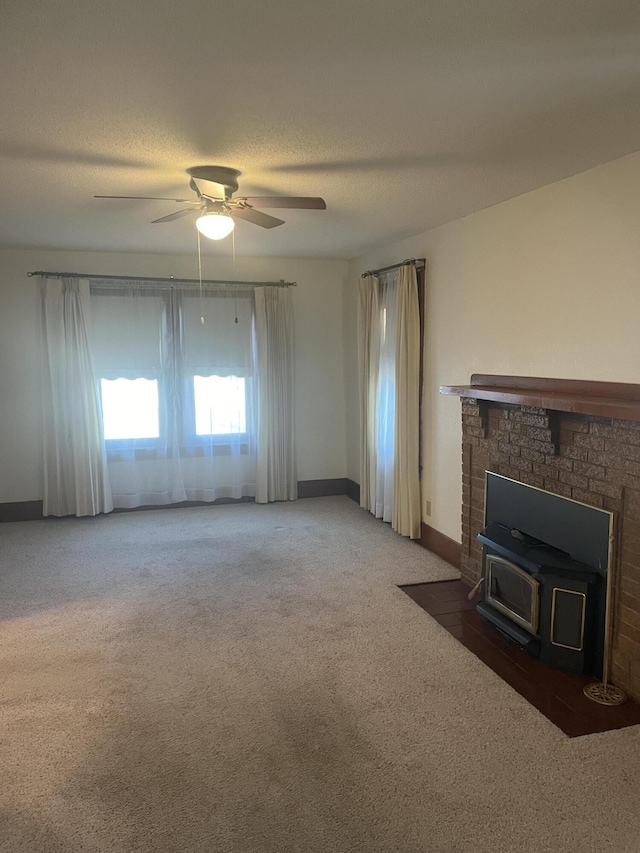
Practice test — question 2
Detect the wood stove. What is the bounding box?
[477,522,602,673]
[475,473,611,675]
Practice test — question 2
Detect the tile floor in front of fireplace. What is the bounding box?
[401,580,640,738]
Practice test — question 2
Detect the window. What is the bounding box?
[100,377,160,440]
[193,375,247,436]
[91,284,255,454]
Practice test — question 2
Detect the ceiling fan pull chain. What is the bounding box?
[197,229,205,325]
[232,229,238,323]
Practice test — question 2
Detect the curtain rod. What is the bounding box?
[27,271,296,287]
[361,258,425,278]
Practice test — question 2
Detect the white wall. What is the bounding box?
[0,248,348,503]
[346,150,640,542]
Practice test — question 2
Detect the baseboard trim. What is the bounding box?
[345,479,360,504]
[419,522,461,570]
[297,478,347,498]
[1,480,356,521]
[0,500,44,522]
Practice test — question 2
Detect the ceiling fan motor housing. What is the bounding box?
[186,165,240,199]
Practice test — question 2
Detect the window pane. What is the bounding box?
[101,378,160,440]
[194,375,246,436]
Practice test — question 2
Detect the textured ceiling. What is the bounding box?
[2,1,640,258]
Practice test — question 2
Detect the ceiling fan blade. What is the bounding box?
[231,207,285,229]
[190,177,227,201]
[151,208,196,224]
[94,195,194,202]
[239,196,326,210]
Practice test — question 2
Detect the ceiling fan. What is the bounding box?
[95,165,326,239]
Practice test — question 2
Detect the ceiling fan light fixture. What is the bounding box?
[195,211,235,240]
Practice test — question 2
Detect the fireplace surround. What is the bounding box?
[440,375,640,702]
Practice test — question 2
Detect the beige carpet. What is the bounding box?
[0,496,638,852]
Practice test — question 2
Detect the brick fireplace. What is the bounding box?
[441,375,640,703]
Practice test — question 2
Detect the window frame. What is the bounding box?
[181,372,254,450]
[93,285,256,457]
[99,371,166,453]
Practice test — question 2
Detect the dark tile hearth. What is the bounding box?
[401,580,640,738]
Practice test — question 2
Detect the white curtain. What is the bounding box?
[374,270,398,521]
[41,278,113,517]
[358,275,378,513]
[90,281,258,508]
[41,278,297,514]
[358,265,421,538]
[254,286,297,502]
[393,265,421,538]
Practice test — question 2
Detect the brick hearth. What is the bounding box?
[454,393,640,703]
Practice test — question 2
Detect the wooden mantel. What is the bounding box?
[440,374,640,422]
